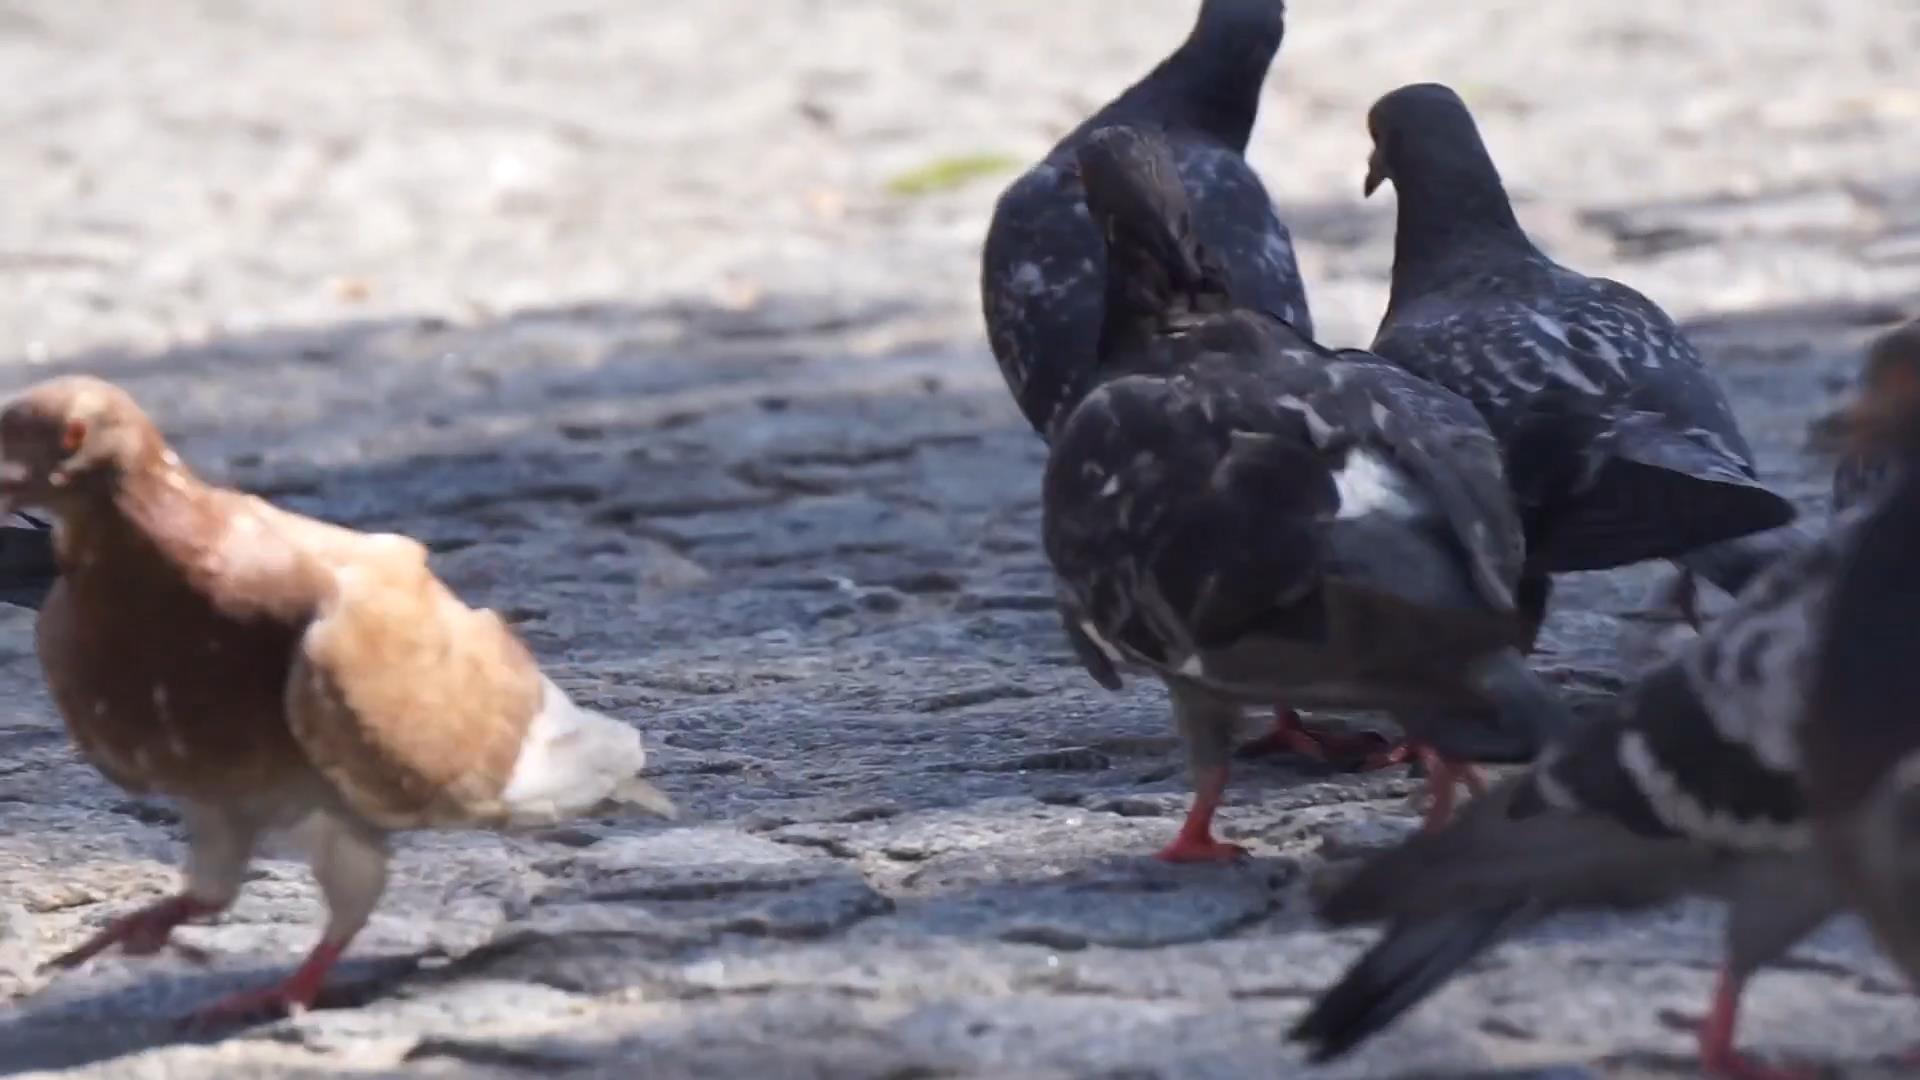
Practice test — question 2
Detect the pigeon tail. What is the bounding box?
[1526,423,1796,573]
[1288,905,1529,1062]
[496,676,677,827]
[0,515,57,610]
[1295,773,1725,1057]
[1076,126,1232,361]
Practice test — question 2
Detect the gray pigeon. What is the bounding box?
[1290,508,1868,1078]
[0,512,56,609]
[1042,125,1572,860]
[983,0,1310,440]
[1361,83,1797,634]
[983,2,1353,766]
[1804,398,1920,1064]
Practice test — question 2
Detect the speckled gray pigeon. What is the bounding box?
[1361,83,1797,631]
[1291,508,1869,1080]
[0,511,56,609]
[982,0,1310,440]
[1042,125,1573,860]
[1804,399,1920,1062]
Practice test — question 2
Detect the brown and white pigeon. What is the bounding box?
[1361,83,1799,634]
[1820,318,1920,514]
[1802,370,1920,1067]
[1043,125,1572,861]
[1289,502,1870,1079]
[0,376,676,1025]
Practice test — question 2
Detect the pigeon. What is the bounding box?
[1821,318,1920,514]
[982,0,1310,440]
[982,1,1337,766]
[0,511,57,608]
[0,376,677,1025]
[1042,125,1573,860]
[1803,384,1920,1058]
[1290,509,1868,1079]
[1361,83,1797,628]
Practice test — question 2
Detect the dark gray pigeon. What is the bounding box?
[0,512,56,609]
[1042,125,1572,860]
[1804,394,1920,1063]
[983,0,1310,440]
[1361,83,1797,629]
[1290,509,1869,1079]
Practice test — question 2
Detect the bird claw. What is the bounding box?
[1154,836,1249,863]
[1237,708,1392,765]
[168,939,215,966]
[42,895,216,973]
[173,938,347,1031]
[1698,1049,1821,1080]
[1683,971,1826,1080]
[176,981,317,1032]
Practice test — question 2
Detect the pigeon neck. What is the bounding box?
[1387,149,1536,294]
[1120,29,1276,151]
[58,459,207,569]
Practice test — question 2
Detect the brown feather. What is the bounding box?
[284,530,541,829]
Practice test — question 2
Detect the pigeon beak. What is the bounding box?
[1363,147,1388,198]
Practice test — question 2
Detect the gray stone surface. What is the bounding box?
[1,1,1918,1076]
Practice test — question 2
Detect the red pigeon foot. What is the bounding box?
[44,894,224,971]
[1360,742,1488,830]
[1156,765,1248,863]
[179,938,348,1030]
[1237,707,1392,763]
[1696,970,1820,1080]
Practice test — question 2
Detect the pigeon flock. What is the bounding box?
[0,1,1913,1076]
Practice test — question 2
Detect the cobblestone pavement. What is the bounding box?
[3,2,1919,1076]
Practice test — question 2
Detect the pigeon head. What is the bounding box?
[1077,126,1191,249]
[1189,0,1287,57]
[1826,320,1920,460]
[0,375,166,513]
[1364,83,1528,275]
[1076,125,1225,308]
[1363,83,1488,197]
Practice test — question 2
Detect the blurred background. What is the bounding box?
[7,0,1918,364]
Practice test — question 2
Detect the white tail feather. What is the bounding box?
[498,676,677,826]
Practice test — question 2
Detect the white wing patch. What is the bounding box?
[1276,396,1334,445]
[1616,731,1810,853]
[1332,449,1421,520]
